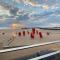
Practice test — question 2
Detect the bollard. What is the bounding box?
[18,32,21,36]
[39,32,43,39]
[32,28,35,34]
[23,31,25,36]
[27,31,30,35]
[36,30,38,34]
[30,32,34,39]
[46,32,49,35]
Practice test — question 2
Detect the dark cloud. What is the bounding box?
[16,13,29,21]
[10,7,19,16]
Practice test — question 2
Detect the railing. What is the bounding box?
[0,40,60,53]
[29,50,60,60]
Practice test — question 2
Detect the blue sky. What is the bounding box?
[0,0,60,27]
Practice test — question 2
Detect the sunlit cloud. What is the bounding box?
[22,0,40,6]
[48,23,60,27]
[0,6,11,16]
[10,23,25,29]
[0,0,60,27]
[41,5,49,10]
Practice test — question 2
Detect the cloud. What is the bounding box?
[0,6,11,16]
[0,0,60,27]
[46,23,60,27]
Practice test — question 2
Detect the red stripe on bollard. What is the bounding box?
[32,28,35,34]
[23,31,25,36]
[39,32,43,39]
[46,32,49,35]
[30,32,34,39]
[18,32,21,36]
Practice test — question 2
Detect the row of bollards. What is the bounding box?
[18,28,50,39]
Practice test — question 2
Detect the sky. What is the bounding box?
[0,0,60,28]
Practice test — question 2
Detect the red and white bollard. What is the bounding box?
[18,32,21,36]
[46,32,49,36]
[27,31,30,35]
[36,30,38,34]
[38,32,43,39]
[22,31,25,36]
[30,32,34,39]
[32,28,35,34]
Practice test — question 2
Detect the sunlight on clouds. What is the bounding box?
[42,5,49,10]
[0,6,11,16]
[0,0,59,27]
[10,23,25,29]
[23,0,40,6]
[26,0,37,5]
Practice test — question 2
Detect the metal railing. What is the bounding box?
[0,40,60,53]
